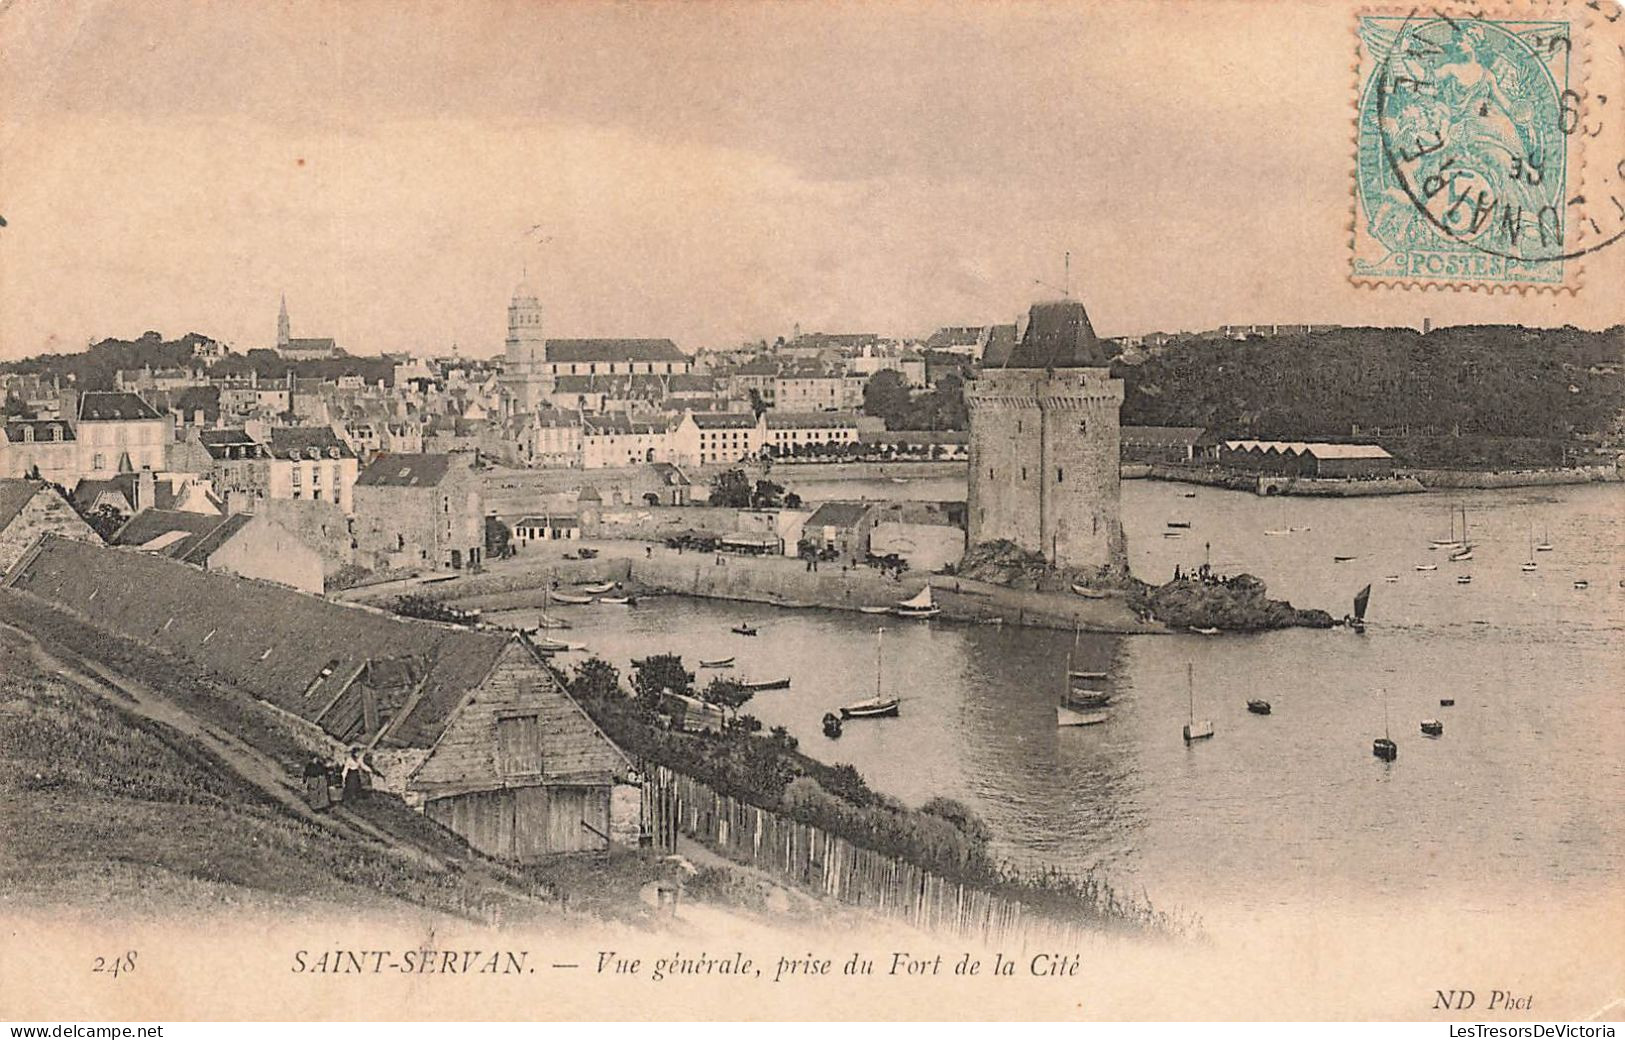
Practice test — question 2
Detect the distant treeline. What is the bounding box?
[1115,325,1624,442]
[2,331,396,392]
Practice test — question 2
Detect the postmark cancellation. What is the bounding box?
[1351,2,1623,291]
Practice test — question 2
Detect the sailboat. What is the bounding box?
[893,584,941,619]
[1534,523,1553,552]
[1058,629,1111,726]
[1448,506,1474,562]
[1373,689,1397,761]
[1344,584,1371,633]
[532,582,573,630]
[840,628,900,718]
[1181,663,1214,743]
[1521,524,1538,573]
[1430,508,1463,550]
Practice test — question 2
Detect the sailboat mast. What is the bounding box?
[1383,688,1390,740]
[1187,662,1194,723]
[875,628,883,698]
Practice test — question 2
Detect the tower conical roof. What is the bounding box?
[1005,299,1111,368]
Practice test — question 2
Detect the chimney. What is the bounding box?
[136,467,156,512]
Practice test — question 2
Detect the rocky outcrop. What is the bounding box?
[1142,574,1333,631]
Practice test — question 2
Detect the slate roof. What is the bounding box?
[0,479,44,531]
[1004,301,1112,368]
[2,535,536,750]
[765,411,859,429]
[78,392,162,422]
[3,419,75,443]
[356,453,454,487]
[689,412,759,429]
[805,501,873,529]
[107,508,252,562]
[266,426,357,460]
[197,428,269,460]
[924,326,984,350]
[1121,425,1208,445]
[544,339,686,364]
[980,324,1019,367]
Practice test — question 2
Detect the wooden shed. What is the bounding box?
[4,535,635,861]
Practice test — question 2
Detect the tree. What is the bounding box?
[631,654,694,707]
[708,468,753,508]
[750,478,785,509]
[484,515,512,557]
[784,491,802,509]
[862,370,914,431]
[569,657,623,704]
[748,388,767,417]
[701,675,754,717]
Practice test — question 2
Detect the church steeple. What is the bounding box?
[277,293,291,350]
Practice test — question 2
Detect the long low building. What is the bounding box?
[3,535,636,860]
[1219,439,1396,478]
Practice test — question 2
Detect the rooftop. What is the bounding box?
[78,392,163,422]
[1004,300,1112,369]
[356,453,457,488]
[544,339,686,364]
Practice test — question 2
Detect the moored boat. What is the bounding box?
[550,590,595,605]
[1189,626,1220,636]
[1415,563,1437,572]
[894,585,941,618]
[1373,688,1397,761]
[1247,699,1271,715]
[1344,583,1371,633]
[699,656,735,668]
[731,624,758,636]
[841,628,900,719]
[1056,704,1110,727]
[1167,520,1192,529]
[822,712,843,738]
[1181,663,1214,743]
[1439,698,1455,707]
[1334,555,1357,562]
[579,581,616,594]
[600,595,638,605]
[1070,583,1110,599]
[858,605,892,614]
[1573,580,1589,590]
[736,676,791,692]
[1456,575,1472,585]
[1420,719,1443,737]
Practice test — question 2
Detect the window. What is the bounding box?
[497,711,543,776]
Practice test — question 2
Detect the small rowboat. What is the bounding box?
[1415,564,1437,572]
[1070,583,1110,599]
[737,676,791,692]
[858,605,892,614]
[531,638,584,653]
[1064,688,1111,709]
[1189,626,1221,636]
[600,595,638,605]
[1456,575,1472,585]
[731,624,758,636]
[699,656,735,669]
[1573,580,1590,590]
[1069,669,1108,681]
[1373,737,1398,761]
[550,591,595,605]
[1057,705,1109,727]
[1420,719,1443,737]
[822,712,843,738]
[1247,699,1271,715]
[1439,698,1455,707]
[1167,520,1192,529]
[1333,555,1357,563]
[840,696,900,719]
[578,581,616,594]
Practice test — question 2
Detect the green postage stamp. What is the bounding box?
[1352,4,1614,291]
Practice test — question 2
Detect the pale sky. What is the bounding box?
[2,0,1621,360]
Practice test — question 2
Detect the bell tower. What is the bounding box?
[503,277,547,414]
[277,293,291,350]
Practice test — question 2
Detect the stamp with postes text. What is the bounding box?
[1352,4,1621,290]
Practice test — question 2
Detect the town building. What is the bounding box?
[4,536,637,859]
[965,298,1127,574]
[0,479,98,573]
[109,509,325,595]
[765,412,862,456]
[802,501,877,562]
[0,419,78,484]
[668,411,765,466]
[1120,425,1210,464]
[72,470,224,517]
[511,514,581,547]
[354,453,485,570]
[773,370,863,412]
[75,392,170,479]
[264,427,360,514]
[580,415,672,469]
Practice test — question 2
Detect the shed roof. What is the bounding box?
[3,535,528,749]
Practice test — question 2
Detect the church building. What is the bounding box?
[965,298,1127,575]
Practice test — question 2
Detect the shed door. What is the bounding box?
[512,785,610,858]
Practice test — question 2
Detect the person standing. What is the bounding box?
[302,754,332,811]
[341,746,376,803]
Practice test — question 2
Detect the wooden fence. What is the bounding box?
[642,764,1104,948]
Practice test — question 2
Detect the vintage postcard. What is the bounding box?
[1,0,1621,1027]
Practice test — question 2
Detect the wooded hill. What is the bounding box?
[3,330,394,392]
[1114,325,1624,443]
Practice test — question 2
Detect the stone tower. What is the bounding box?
[965,298,1127,575]
[502,278,547,414]
[276,293,290,350]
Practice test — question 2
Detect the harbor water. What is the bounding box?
[494,479,1624,919]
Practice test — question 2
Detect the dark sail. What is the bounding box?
[1353,584,1372,621]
